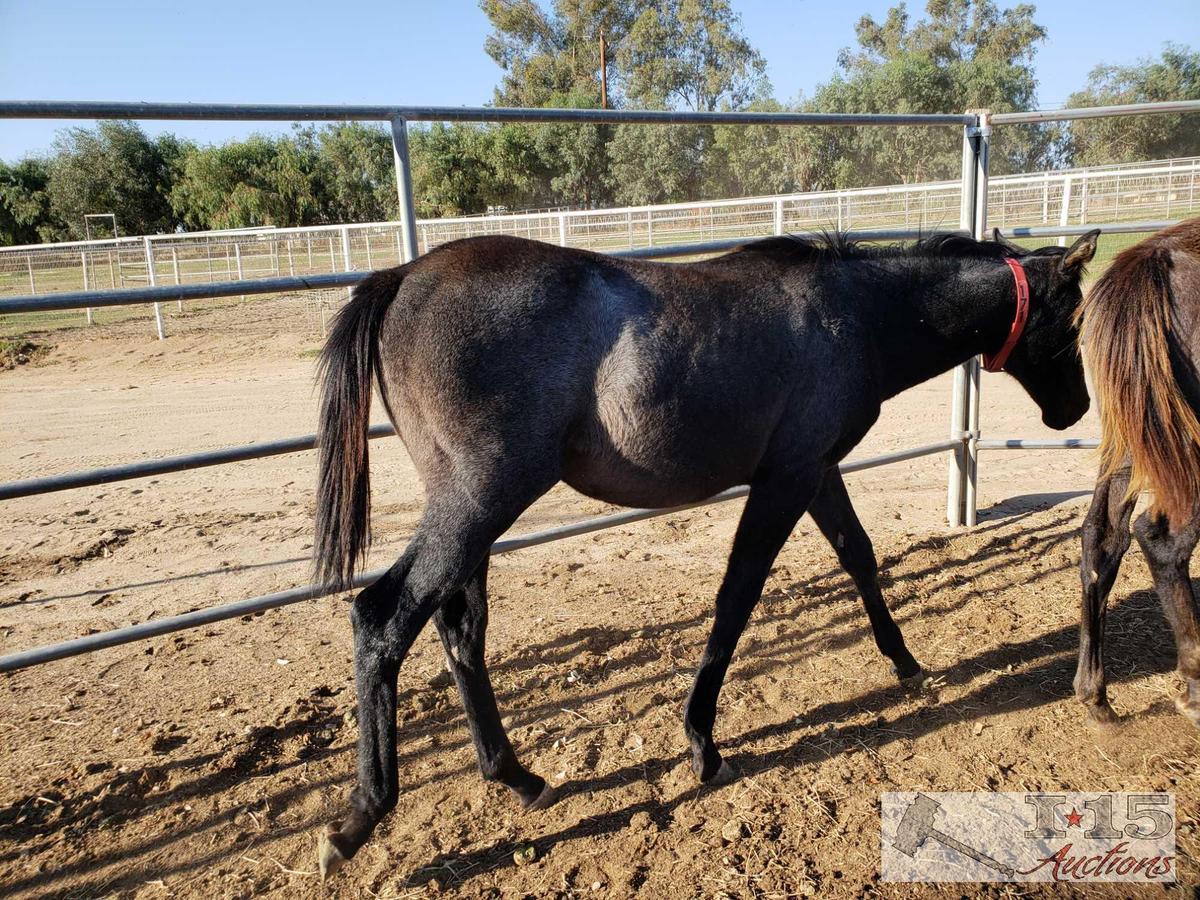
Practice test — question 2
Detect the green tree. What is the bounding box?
[480,0,770,208]
[409,123,498,217]
[0,157,62,244]
[1065,45,1200,166]
[47,121,184,237]
[608,123,705,204]
[704,99,796,198]
[530,91,614,207]
[481,0,643,107]
[620,0,768,111]
[804,0,1052,188]
[170,134,321,229]
[312,123,398,223]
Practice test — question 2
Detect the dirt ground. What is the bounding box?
[1,295,1197,899]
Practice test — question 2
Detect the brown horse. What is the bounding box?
[1073,218,1200,727]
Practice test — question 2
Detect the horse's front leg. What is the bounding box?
[684,465,818,782]
[807,469,922,684]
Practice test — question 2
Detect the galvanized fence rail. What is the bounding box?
[1,97,1197,673]
[5,155,1198,308]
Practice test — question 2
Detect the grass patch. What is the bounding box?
[0,338,51,370]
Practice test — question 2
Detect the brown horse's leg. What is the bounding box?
[1133,508,1200,727]
[684,466,818,783]
[1074,467,1136,724]
[433,560,556,809]
[808,469,921,683]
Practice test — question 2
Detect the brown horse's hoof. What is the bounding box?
[523,781,560,811]
[317,822,348,879]
[1174,692,1200,728]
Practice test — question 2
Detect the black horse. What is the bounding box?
[312,229,1098,875]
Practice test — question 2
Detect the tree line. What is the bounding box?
[2,0,1198,245]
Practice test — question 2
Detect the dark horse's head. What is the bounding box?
[993,228,1100,430]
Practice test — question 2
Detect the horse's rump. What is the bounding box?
[1077,219,1200,524]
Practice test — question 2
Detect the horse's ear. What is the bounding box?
[992,228,1023,254]
[1061,229,1101,273]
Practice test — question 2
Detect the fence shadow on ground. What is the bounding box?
[4,510,1188,898]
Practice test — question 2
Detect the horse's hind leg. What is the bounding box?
[1074,467,1135,724]
[807,469,921,683]
[319,481,551,877]
[434,559,556,809]
[1133,507,1200,727]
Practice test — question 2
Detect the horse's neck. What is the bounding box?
[870,258,1018,397]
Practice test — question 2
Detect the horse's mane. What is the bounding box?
[730,230,1067,263]
[1076,217,1200,524]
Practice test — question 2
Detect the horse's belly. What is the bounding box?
[561,409,767,509]
[561,455,741,509]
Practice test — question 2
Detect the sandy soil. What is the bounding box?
[1,295,1196,899]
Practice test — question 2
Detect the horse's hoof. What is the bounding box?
[1174,692,1200,728]
[523,781,559,811]
[1085,702,1121,729]
[317,822,348,879]
[898,668,928,693]
[702,759,738,786]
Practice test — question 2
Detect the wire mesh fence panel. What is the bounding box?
[3,157,1198,325]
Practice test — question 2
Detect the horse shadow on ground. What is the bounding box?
[3,511,1187,897]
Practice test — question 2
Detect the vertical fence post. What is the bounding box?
[82,250,93,325]
[963,112,991,528]
[26,255,36,295]
[390,118,419,264]
[947,120,979,528]
[1057,175,1073,247]
[171,247,182,311]
[144,236,164,340]
[558,213,568,247]
[233,241,244,302]
[340,225,354,300]
[774,198,784,236]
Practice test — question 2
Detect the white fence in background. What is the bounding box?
[2,155,1198,301]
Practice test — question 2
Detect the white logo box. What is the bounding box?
[881,792,1175,883]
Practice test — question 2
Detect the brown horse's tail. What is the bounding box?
[1078,241,1200,524]
[314,267,405,589]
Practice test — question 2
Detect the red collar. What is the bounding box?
[983,258,1030,373]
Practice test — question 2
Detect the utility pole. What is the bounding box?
[599,32,608,109]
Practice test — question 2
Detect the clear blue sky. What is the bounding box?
[1,0,1196,162]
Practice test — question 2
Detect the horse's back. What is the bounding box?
[371,235,849,506]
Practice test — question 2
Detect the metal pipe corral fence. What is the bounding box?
[0,439,960,674]
[1,97,1194,670]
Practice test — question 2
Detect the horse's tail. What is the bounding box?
[314,267,405,590]
[1077,238,1200,524]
